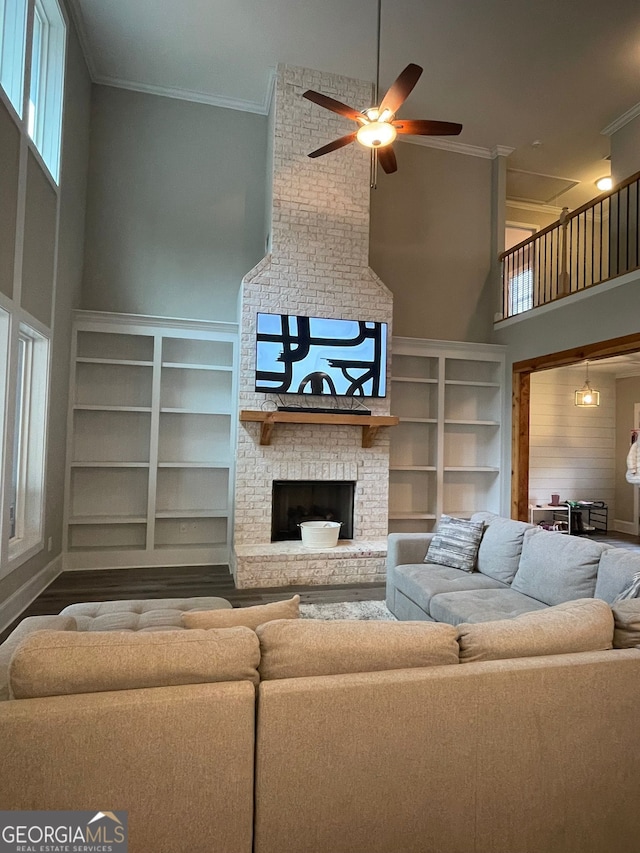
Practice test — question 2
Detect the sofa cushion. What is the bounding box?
[392,563,508,615]
[471,512,535,584]
[425,515,484,572]
[182,596,300,630]
[430,588,549,626]
[511,528,606,606]
[0,615,76,702]
[612,600,640,649]
[595,549,640,603]
[60,596,232,632]
[9,627,260,699]
[457,599,614,663]
[256,619,459,680]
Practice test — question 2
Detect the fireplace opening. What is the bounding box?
[271,480,355,542]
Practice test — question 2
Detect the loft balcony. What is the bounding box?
[498,170,640,320]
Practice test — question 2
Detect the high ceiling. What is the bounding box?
[69,0,640,207]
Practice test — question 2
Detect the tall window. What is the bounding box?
[27,0,65,181]
[9,323,49,560]
[0,0,66,182]
[0,0,28,115]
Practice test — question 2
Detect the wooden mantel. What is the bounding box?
[239,410,399,448]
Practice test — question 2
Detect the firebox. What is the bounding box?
[271,480,355,542]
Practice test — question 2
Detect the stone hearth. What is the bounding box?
[231,65,393,588]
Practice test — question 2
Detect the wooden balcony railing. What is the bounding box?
[499,170,640,319]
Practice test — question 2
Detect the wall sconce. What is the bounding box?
[595,176,613,192]
[575,361,600,407]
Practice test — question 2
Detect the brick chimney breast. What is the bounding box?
[233,65,393,588]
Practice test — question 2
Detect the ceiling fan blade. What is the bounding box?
[303,90,364,123]
[393,119,463,136]
[379,64,423,116]
[308,132,358,159]
[377,145,398,174]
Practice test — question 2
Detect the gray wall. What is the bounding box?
[610,115,640,184]
[492,271,640,515]
[0,20,91,604]
[369,141,494,342]
[82,87,268,321]
[493,273,640,364]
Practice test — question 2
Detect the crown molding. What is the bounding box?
[492,145,515,159]
[506,199,564,215]
[92,75,273,114]
[401,136,495,159]
[601,101,640,136]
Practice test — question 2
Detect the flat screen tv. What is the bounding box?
[255,313,387,397]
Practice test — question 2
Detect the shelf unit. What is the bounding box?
[389,338,505,534]
[63,311,238,569]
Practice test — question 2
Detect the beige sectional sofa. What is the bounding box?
[386,511,640,624]
[1,597,640,853]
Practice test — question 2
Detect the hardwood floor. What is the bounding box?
[0,564,385,643]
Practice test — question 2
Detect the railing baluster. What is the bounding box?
[591,205,595,287]
[498,169,640,318]
[599,200,603,284]
[636,178,639,270]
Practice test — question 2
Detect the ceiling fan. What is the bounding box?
[303,62,462,177]
[302,0,462,183]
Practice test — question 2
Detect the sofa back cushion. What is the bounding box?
[10,627,260,698]
[457,598,614,663]
[182,596,300,630]
[611,600,640,649]
[471,512,534,583]
[594,548,640,603]
[257,619,459,680]
[511,528,606,605]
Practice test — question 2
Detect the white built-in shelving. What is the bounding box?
[63,311,238,569]
[389,338,505,534]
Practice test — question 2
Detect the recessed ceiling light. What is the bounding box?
[595,176,613,192]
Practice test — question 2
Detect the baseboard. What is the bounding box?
[613,519,638,536]
[0,554,62,634]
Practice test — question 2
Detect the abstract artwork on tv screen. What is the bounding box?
[255,313,387,397]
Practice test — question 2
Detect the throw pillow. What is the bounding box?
[182,595,300,630]
[611,600,640,648]
[425,515,484,572]
[457,598,614,663]
[613,571,640,603]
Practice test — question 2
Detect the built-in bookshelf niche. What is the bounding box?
[64,311,238,570]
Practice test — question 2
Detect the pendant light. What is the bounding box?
[574,360,600,407]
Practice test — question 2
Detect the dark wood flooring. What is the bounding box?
[0,564,385,643]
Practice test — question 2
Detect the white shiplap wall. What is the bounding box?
[529,365,616,521]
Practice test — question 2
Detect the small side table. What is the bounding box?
[529,504,571,534]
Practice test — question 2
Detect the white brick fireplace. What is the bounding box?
[231,65,393,588]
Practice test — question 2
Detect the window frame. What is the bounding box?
[26,0,65,183]
[505,223,537,317]
[0,0,66,184]
[0,0,28,117]
[6,316,50,568]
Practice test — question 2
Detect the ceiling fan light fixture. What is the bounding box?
[356,120,397,149]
